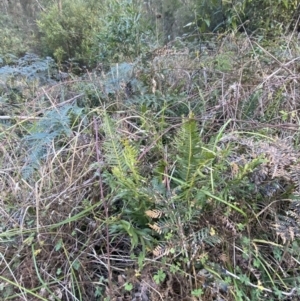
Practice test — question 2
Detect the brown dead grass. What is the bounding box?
[1,32,300,300]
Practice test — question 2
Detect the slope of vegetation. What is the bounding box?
[1,1,300,301]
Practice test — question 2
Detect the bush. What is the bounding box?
[0,14,31,62]
[37,0,152,68]
[226,0,298,35]
[37,0,102,67]
[97,0,152,63]
[150,0,298,38]
[200,0,298,35]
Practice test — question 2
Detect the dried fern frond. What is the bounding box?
[148,222,162,234]
[220,216,237,236]
[219,253,229,263]
[145,209,163,219]
[153,244,172,257]
[288,199,300,222]
[148,219,172,234]
[273,215,300,244]
[290,166,300,193]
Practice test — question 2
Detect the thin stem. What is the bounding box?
[93,117,112,296]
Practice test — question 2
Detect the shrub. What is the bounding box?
[97,0,152,63]
[37,0,152,68]
[226,0,298,35]
[0,14,31,61]
[37,0,102,67]
[199,0,298,35]
[148,0,298,38]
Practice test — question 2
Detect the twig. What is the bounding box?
[0,93,84,121]
[223,268,297,296]
[137,123,182,162]
[0,116,41,120]
[93,117,112,296]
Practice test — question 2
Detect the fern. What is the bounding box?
[122,138,140,182]
[153,244,172,257]
[102,114,126,171]
[174,112,202,184]
[145,209,164,219]
[102,114,143,191]
[101,113,154,253]
[101,113,153,220]
[143,113,229,260]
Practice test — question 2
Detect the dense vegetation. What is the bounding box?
[1,0,300,300]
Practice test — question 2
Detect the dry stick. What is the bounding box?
[34,0,46,12]
[0,93,84,121]
[253,42,300,80]
[93,117,113,295]
[199,117,300,131]
[224,267,297,297]
[0,116,42,120]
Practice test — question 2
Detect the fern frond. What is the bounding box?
[174,112,202,183]
[190,228,221,247]
[122,138,140,181]
[273,214,299,244]
[145,209,163,219]
[102,114,143,188]
[153,244,172,257]
[148,219,171,233]
[102,114,126,172]
[148,222,162,234]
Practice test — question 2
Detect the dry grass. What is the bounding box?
[1,32,300,301]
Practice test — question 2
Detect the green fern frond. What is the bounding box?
[102,113,144,191]
[174,112,202,183]
[175,113,200,182]
[102,114,126,172]
[190,228,221,247]
[122,138,140,182]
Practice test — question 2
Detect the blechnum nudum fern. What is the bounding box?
[101,111,252,255]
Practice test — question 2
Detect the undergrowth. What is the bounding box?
[1,31,300,301]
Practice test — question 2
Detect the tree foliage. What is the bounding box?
[227,0,300,35]
[97,0,152,63]
[145,0,299,40]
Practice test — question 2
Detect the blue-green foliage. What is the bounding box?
[21,104,84,180]
[0,53,55,88]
